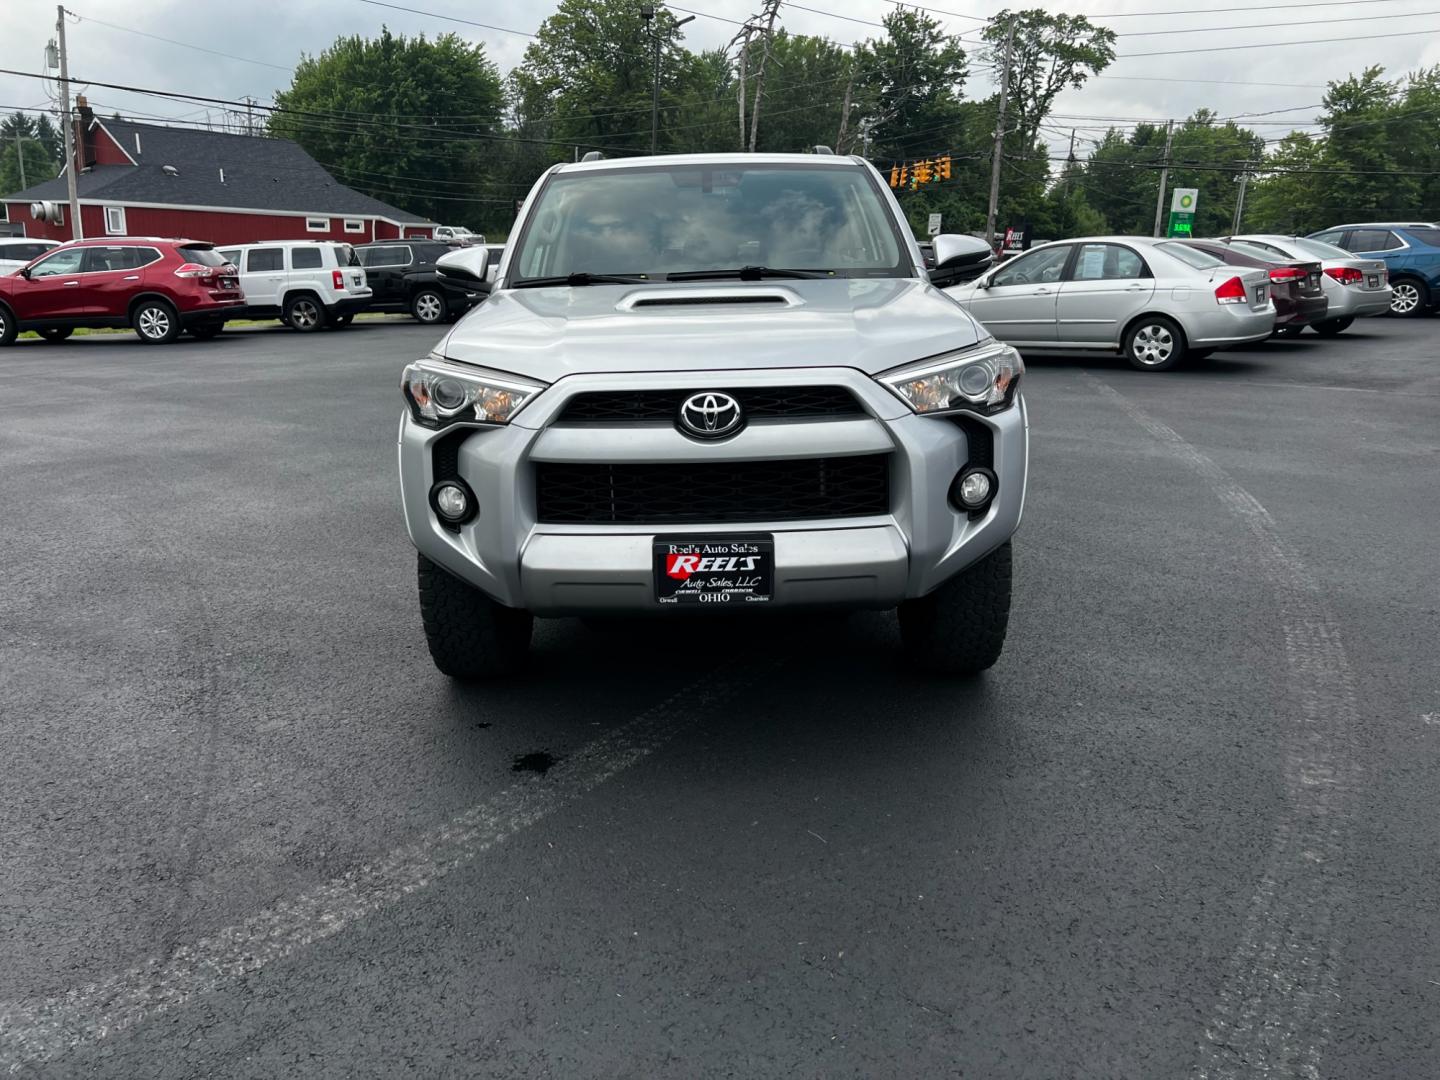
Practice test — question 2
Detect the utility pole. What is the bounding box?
[747,0,780,153]
[737,44,747,151]
[56,5,81,239]
[984,17,1015,249]
[15,132,25,190]
[1152,118,1175,238]
[835,63,855,155]
[1232,161,1251,233]
[641,5,693,155]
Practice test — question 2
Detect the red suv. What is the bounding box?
[0,237,243,346]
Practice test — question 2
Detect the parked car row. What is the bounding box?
[940,231,1397,372]
[0,235,503,345]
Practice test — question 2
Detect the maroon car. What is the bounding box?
[1177,238,1328,333]
[0,237,244,346]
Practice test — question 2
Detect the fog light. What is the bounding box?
[951,467,997,511]
[429,479,477,525]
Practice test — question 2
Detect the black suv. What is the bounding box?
[353,241,489,324]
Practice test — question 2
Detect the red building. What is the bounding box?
[1,101,436,245]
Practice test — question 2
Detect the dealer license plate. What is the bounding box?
[1254,286,1267,303]
[654,536,773,606]
[1368,275,1379,287]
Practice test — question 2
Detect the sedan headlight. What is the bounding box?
[876,339,1023,415]
[401,355,546,428]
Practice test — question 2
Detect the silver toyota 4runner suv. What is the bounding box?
[398,153,1027,677]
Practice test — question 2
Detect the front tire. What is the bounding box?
[284,294,326,332]
[0,305,16,346]
[132,300,181,344]
[38,326,74,343]
[411,289,447,325]
[1389,279,1429,317]
[898,542,1012,676]
[1312,316,1354,336]
[417,553,533,680]
[1123,315,1185,372]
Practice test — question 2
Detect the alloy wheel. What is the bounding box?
[291,300,320,329]
[415,293,444,323]
[1391,283,1420,315]
[138,306,171,340]
[1132,323,1174,366]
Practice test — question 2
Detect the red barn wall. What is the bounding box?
[2,203,429,245]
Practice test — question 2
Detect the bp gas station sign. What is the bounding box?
[1167,188,1198,237]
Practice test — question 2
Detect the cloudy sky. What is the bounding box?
[3,0,1439,163]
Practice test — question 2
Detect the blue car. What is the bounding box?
[1307,222,1440,317]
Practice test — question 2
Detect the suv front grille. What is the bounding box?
[558,386,864,424]
[535,455,890,524]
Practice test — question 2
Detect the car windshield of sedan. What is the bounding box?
[510,162,908,282]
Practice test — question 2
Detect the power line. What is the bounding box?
[1118,26,1440,57]
[1115,7,1440,36]
[68,11,293,72]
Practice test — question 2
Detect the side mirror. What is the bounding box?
[18,266,32,280]
[928,233,994,287]
[435,246,491,286]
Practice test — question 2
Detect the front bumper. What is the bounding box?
[398,367,1029,616]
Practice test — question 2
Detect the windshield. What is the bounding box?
[1291,237,1352,260]
[510,162,908,283]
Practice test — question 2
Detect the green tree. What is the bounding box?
[270,29,504,227]
[0,112,57,194]
[981,9,1116,152]
[1166,110,1265,235]
[851,8,968,162]
[509,0,696,153]
[0,137,55,195]
[1245,132,1326,233]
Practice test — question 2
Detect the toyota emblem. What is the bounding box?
[678,392,743,439]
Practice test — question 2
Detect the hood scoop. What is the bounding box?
[617,286,802,311]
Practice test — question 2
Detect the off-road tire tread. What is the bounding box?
[899,542,1012,676]
[417,552,532,680]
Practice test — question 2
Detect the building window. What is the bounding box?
[104,206,126,235]
[343,219,365,234]
[306,217,330,233]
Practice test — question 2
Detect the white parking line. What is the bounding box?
[0,659,772,1071]
[1084,375,1362,1080]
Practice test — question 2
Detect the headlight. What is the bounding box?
[876,339,1023,415]
[401,355,545,428]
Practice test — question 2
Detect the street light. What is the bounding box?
[640,4,694,155]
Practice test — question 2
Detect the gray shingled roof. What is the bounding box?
[2,118,433,224]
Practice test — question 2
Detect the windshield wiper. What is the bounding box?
[513,272,652,289]
[666,266,831,282]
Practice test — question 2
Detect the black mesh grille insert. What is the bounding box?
[535,455,890,524]
[558,386,864,424]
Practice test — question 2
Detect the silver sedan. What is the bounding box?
[1223,234,1392,334]
[943,236,1275,372]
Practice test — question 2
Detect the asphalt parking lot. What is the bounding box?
[1,316,1437,1078]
